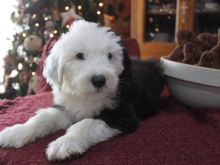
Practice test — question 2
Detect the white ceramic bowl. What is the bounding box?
[160,57,220,108]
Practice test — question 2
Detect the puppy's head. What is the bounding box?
[43,20,126,98]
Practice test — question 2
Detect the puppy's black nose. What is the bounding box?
[91,75,106,88]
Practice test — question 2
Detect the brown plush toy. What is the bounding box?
[168,30,196,62]
[197,51,220,69]
[168,30,197,62]
[210,33,220,55]
[198,33,220,69]
[168,45,184,62]
[196,33,218,52]
[182,42,202,64]
[176,30,197,45]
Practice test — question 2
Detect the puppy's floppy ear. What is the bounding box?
[121,48,132,81]
[117,48,132,98]
[43,41,64,91]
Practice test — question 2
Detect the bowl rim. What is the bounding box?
[161,56,220,72]
[160,56,220,87]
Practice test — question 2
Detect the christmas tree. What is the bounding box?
[1,0,131,99]
[1,0,105,99]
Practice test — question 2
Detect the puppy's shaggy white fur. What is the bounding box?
[0,20,164,161]
[0,20,124,161]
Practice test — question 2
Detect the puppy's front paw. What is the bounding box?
[46,136,86,161]
[0,124,32,148]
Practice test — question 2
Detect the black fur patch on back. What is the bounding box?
[129,58,165,119]
[96,48,165,133]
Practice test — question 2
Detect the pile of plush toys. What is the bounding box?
[168,30,220,69]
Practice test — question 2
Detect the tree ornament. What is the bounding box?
[23,35,43,51]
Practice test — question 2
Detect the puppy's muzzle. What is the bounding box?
[91,75,106,88]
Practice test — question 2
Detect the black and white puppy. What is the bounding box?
[0,20,164,161]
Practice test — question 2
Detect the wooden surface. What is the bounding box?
[176,0,195,31]
[140,42,176,59]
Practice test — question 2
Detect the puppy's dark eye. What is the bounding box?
[108,53,113,60]
[76,53,84,60]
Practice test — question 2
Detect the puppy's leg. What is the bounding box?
[0,107,71,148]
[46,118,121,161]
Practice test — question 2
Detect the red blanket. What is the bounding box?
[0,91,220,165]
